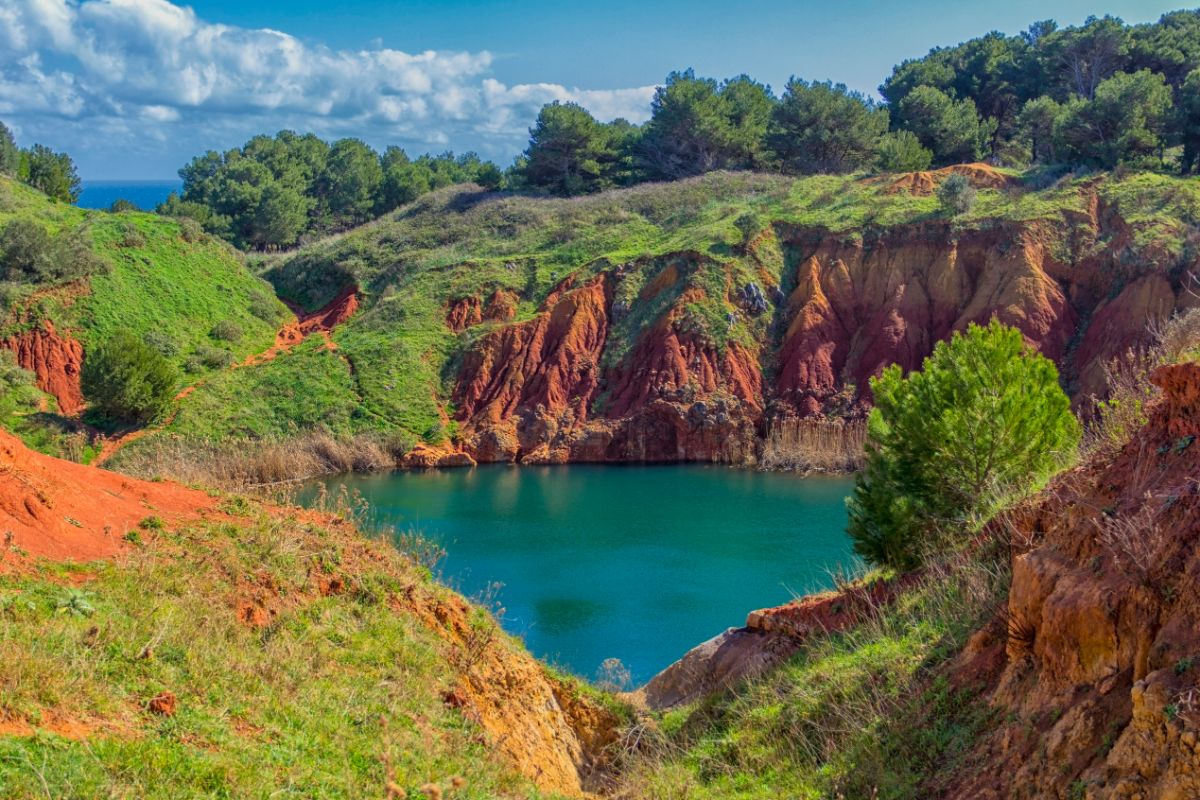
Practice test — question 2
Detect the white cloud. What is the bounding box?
[0,0,655,176]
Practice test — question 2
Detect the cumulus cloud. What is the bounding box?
[0,0,656,176]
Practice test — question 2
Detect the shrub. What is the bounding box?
[936,173,977,217]
[210,320,243,342]
[143,330,179,358]
[108,198,137,213]
[249,291,284,323]
[177,217,204,243]
[734,212,763,249]
[195,345,235,369]
[847,320,1079,569]
[116,220,146,248]
[81,329,179,424]
[0,219,106,284]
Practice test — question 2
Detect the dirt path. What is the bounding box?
[91,287,358,467]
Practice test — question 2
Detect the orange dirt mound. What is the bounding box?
[2,320,85,415]
[884,162,1013,197]
[0,428,214,563]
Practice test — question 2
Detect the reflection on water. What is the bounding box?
[307,464,856,683]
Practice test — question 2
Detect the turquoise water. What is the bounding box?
[312,465,855,683]
[78,180,181,210]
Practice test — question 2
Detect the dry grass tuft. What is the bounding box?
[110,431,406,490]
[760,417,867,473]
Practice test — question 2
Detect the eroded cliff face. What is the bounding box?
[941,363,1200,800]
[443,191,1194,466]
[2,320,85,415]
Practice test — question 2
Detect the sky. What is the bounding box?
[0,0,1188,180]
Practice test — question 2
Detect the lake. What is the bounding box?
[77,180,181,211]
[310,465,856,684]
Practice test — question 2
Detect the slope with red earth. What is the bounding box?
[2,320,85,415]
[439,193,1191,466]
[0,426,620,798]
[93,286,360,466]
[931,362,1200,800]
[0,428,214,564]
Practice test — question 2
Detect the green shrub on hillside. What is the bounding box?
[81,329,179,424]
[210,319,243,342]
[848,320,1079,569]
[937,173,977,216]
[0,219,106,284]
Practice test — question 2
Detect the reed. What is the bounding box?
[110,430,406,490]
[759,417,867,473]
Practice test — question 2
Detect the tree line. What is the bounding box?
[0,122,82,203]
[6,11,1200,247]
[161,133,503,249]
[517,11,1200,195]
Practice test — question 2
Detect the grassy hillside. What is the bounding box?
[109,166,1200,469]
[0,507,529,798]
[0,176,290,455]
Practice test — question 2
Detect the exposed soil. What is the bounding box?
[0,428,214,565]
[2,320,85,415]
[438,203,1188,468]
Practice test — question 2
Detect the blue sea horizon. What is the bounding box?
[77,180,181,211]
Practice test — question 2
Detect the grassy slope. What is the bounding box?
[0,176,290,455]
[131,168,1200,455]
[0,499,540,799]
[617,561,1005,799]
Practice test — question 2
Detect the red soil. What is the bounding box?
[2,320,85,415]
[0,428,214,564]
[883,162,1014,196]
[250,285,359,365]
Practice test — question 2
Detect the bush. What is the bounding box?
[81,329,179,424]
[143,330,179,358]
[734,211,762,249]
[847,320,1079,569]
[249,292,284,323]
[195,345,235,369]
[108,198,137,213]
[210,320,243,342]
[0,219,106,284]
[116,220,146,248]
[936,173,976,216]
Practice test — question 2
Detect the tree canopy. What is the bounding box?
[847,321,1080,569]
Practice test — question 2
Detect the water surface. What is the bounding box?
[77,180,181,211]
[312,465,855,683]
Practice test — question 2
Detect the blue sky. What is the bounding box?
[0,0,1186,179]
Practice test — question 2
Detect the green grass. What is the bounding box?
[0,176,292,457]
[0,504,543,798]
[616,556,1008,800]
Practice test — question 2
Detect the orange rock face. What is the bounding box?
[940,362,1200,799]
[446,210,1187,466]
[2,320,85,415]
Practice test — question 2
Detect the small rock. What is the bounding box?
[148,691,177,716]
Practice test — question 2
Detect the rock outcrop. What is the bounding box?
[443,204,1192,466]
[941,362,1200,799]
[2,320,85,415]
